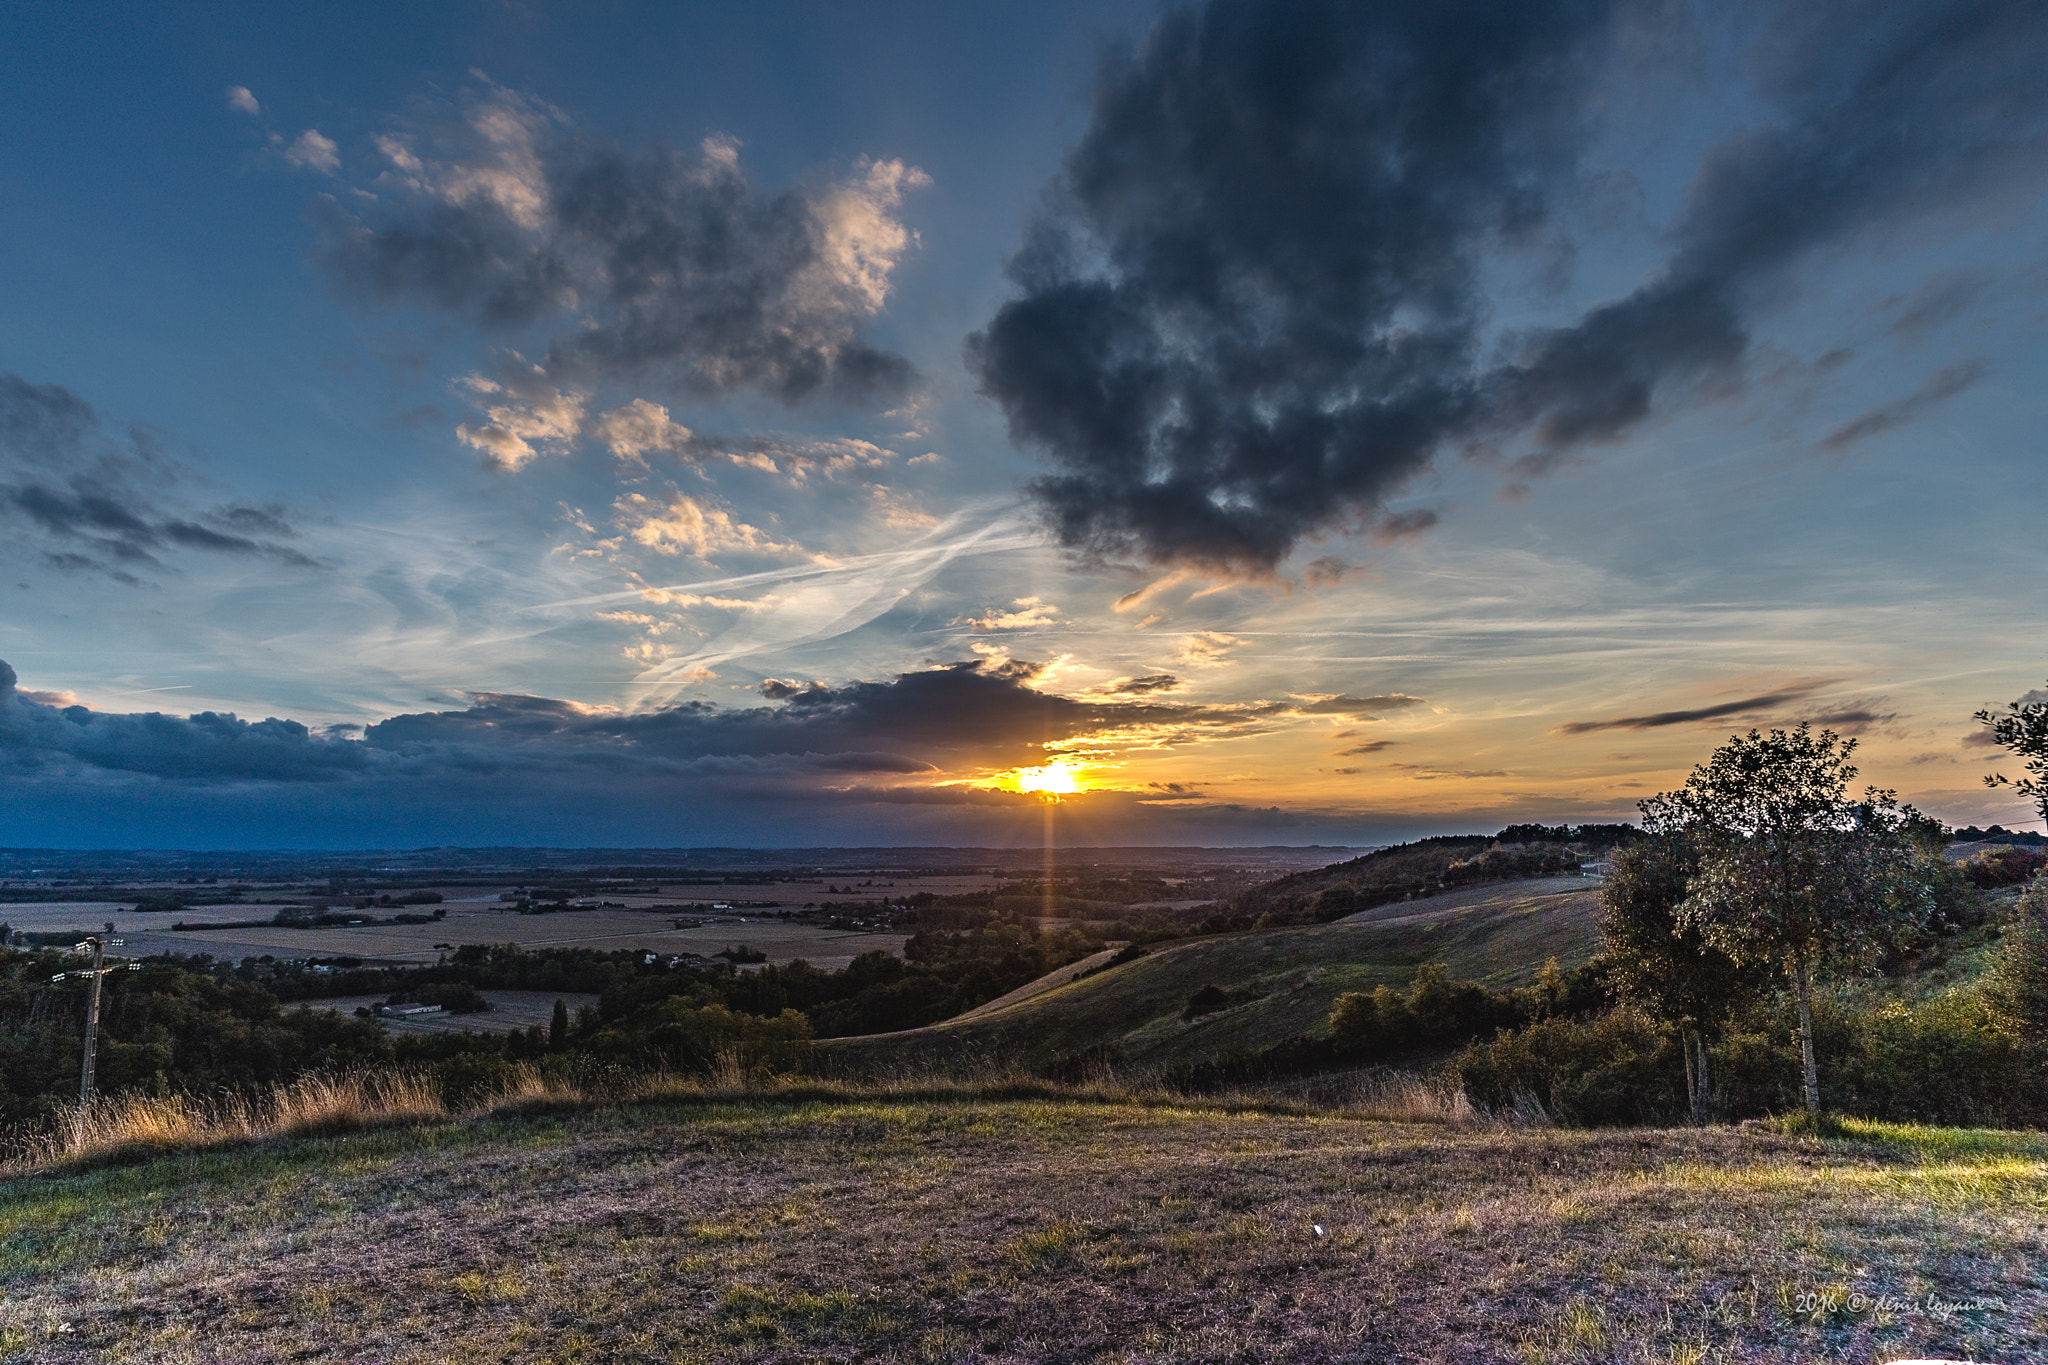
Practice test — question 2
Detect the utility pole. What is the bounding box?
[51,936,140,1103]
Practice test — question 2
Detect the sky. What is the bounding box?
[1,0,2044,849]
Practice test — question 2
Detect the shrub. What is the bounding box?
[1962,846,2048,889]
[591,1001,812,1076]
[1457,979,2048,1129]
[433,1052,524,1107]
[1327,964,1524,1062]
[1984,874,2048,1037]
[1454,1008,1682,1126]
[1819,992,2041,1127]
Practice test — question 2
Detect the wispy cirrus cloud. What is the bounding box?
[1556,681,1837,734]
[1818,360,1989,453]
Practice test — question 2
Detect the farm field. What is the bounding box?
[0,901,908,971]
[0,1087,2038,1364]
[304,991,603,1036]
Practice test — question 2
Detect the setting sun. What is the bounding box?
[1014,761,1082,796]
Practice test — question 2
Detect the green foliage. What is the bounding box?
[1597,837,1766,1028]
[1641,723,1934,1120]
[1455,1007,1681,1126]
[1442,845,1581,886]
[1983,875,2048,1037]
[1976,678,2048,831]
[0,948,395,1125]
[587,1001,812,1076]
[1325,959,1598,1064]
[1649,725,1929,974]
[1817,992,2041,1127]
[1453,981,2048,1130]
[1961,845,2048,889]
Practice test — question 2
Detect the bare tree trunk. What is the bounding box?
[1792,957,1821,1124]
[1692,1029,1714,1126]
[1681,1024,1697,1124]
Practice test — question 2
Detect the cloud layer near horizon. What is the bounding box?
[0,656,1441,845]
[4,653,1435,778]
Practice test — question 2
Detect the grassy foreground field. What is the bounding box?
[2,1083,2041,1364]
[831,879,1601,1072]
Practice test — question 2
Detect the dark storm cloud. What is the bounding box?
[318,86,922,407]
[0,373,316,580]
[1557,683,1832,733]
[1817,360,1989,452]
[0,661,366,781]
[971,0,2048,572]
[0,658,1046,789]
[361,661,1109,772]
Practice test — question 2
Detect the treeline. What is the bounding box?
[1217,826,1634,930]
[593,919,1110,1042]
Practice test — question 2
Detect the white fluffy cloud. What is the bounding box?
[283,130,340,174]
[612,491,799,560]
[953,597,1060,631]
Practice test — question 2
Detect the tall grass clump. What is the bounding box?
[3,1070,449,1173]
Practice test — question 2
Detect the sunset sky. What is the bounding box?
[2,0,2044,848]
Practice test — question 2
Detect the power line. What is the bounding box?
[50,934,141,1103]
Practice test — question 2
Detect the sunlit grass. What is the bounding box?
[2,1078,2041,1363]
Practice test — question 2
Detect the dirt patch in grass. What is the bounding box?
[0,1097,2040,1363]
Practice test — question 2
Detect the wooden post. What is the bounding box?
[79,936,105,1103]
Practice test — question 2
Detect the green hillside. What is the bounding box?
[825,876,1601,1072]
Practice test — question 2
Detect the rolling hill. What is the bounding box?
[825,875,1602,1073]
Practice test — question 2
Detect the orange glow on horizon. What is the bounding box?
[1013,760,1083,796]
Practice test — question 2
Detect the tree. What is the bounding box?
[1977,680,2048,834]
[1644,725,1930,1124]
[1983,873,2048,1039]
[1597,835,1768,1124]
[549,997,569,1050]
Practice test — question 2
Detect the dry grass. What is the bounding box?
[6,1060,1467,1180]
[3,1072,449,1173]
[1,1077,2041,1364]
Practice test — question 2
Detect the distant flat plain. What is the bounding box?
[0,876,950,969]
